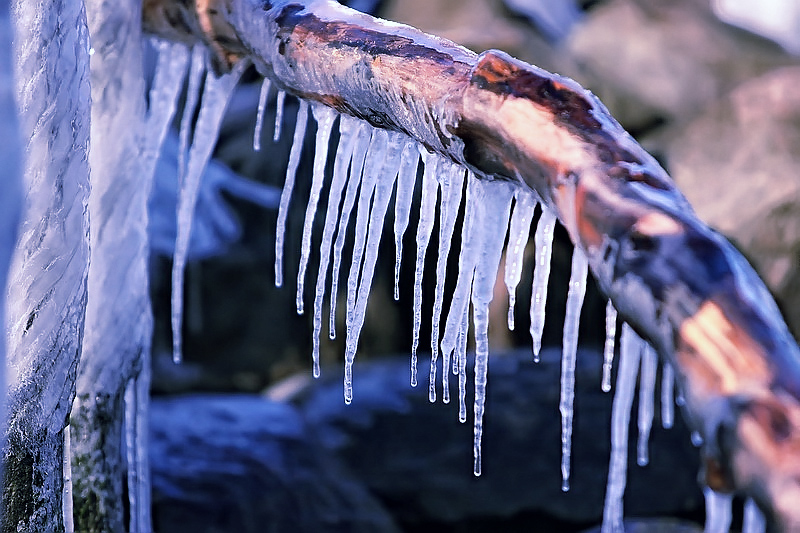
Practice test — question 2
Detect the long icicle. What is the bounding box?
[560,246,588,491]
[504,190,537,331]
[602,299,617,392]
[602,323,643,533]
[329,123,371,339]
[273,90,286,142]
[744,499,766,533]
[410,153,440,387]
[530,205,557,361]
[253,77,271,152]
[296,104,338,315]
[312,116,362,377]
[393,142,421,301]
[661,362,675,429]
[704,488,734,533]
[637,343,658,466]
[430,161,465,404]
[274,100,309,288]
[343,129,404,404]
[470,179,515,476]
[171,60,246,364]
[177,46,206,185]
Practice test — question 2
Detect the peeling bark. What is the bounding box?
[142,1,800,530]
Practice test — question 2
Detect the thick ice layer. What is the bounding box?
[172,60,246,364]
[312,116,363,377]
[530,205,557,361]
[602,324,643,533]
[504,190,537,331]
[343,129,405,403]
[560,246,588,491]
[704,488,733,533]
[637,343,657,466]
[296,104,338,315]
[274,100,309,288]
[602,299,617,392]
[470,178,514,476]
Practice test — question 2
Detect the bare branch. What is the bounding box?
[144,1,800,529]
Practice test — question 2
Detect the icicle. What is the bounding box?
[134,364,151,533]
[602,324,644,533]
[329,123,371,340]
[602,299,617,392]
[178,46,206,184]
[296,105,338,315]
[144,41,190,169]
[470,179,515,476]
[410,153,440,387]
[253,77,271,152]
[171,55,245,364]
[343,130,405,404]
[274,100,309,289]
[274,90,286,142]
[504,189,537,330]
[393,142,421,300]
[63,426,73,533]
[560,246,588,491]
[457,298,471,423]
[661,362,675,429]
[311,116,362,377]
[703,487,733,533]
[637,343,657,466]
[743,499,766,533]
[529,205,557,361]
[124,379,137,532]
[430,161,465,404]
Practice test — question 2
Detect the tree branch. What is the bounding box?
[143,1,800,529]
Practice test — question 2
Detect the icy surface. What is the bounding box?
[530,205,557,361]
[602,324,643,533]
[504,190,537,331]
[275,100,309,288]
[560,247,588,491]
[172,60,246,364]
[637,344,657,466]
[602,300,617,392]
[704,487,733,533]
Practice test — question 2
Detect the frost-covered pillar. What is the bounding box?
[4,1,91,531]
[69,1,154,532]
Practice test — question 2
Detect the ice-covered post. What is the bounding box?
[3,1,91,531]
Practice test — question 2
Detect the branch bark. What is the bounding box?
[143,1,800,529]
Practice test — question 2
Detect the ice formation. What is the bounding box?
[704,488,734,533]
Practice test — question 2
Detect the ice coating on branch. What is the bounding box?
[275,100,309,288]
[330,122,371,339]
[172,61,245,364]
[530,205,557,361]
[504,189,537,330]
[312,115,362,377]
[470,178,514,476]
[430,160,465,403]
[602,324,643,533]
[602,299,617,392]
[744,499,766,533]
[393,142,421,300]
[178,46,206,186]
[343,129,404,404]
[297,104,338,315]
[410,153,440,387]
[704,488,733,533]
[637,343,657,466]
[661,362,674,429]
[253,77,271,151]
[560,246,588,491]
[274,90,286,142]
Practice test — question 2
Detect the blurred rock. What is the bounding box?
[567,0,795,132]
[300,348,703,530]
[665,66,800,338]
[150,394,401,533]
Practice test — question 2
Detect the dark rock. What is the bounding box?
[150,394,401,533]
[299,348,704,531]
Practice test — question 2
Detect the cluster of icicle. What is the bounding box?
[161,43,766,532]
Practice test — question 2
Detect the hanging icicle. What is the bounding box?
[704,488,734,533]
[393,143,421,301]
[253,77,271,152]
[530,205,557,361]
[560,246,588,491]
[171,60,247,364]
[602,300,617,392]
[274,90,286,142]
[637,343,657,467]
[274,100,309,289]
[661,362,675,429]
[743,499,766,533]
[504,189,537,331]
[602,324,644,533]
